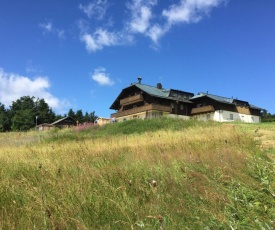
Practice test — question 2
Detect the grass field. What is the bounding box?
[0,119,274,229]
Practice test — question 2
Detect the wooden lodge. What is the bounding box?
[37,116,77,131]
[110,78,262,123]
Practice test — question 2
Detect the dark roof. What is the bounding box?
[191,92,234,104]
[37,123,54,127]
[110,83,193,109]
[191,92,262,110]
[51,116,76,125]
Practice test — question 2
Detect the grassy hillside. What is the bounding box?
[0,119,274,229]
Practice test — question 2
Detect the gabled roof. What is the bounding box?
[51,116,76,125]
[191,92,262,110]
[110,83,193,109]
[37,123,54,127]
[135,83,170,98]
[191,92,234,104]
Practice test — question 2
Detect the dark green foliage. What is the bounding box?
[10,96,36,131]
[0,97,98,132]
[261,109,275,122]
[0,103,10,131]
[35,98,55,124]
[67,109,98,124]
[8,96,58,131]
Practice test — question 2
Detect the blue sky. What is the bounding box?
[1,0,275,117]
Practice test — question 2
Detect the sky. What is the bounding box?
[1,0,275,118]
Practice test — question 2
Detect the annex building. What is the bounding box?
[110,78,262,123]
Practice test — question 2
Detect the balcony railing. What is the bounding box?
[111,104,171,118]
[191,105,215,115]
[120,94,144,106]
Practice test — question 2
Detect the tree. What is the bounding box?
[8,96,57,131]
[11,109,34,131]
[89,111,98,123]
[35,98,55,124]
[0,103,11,131]
[84,112,90,122]
[68,109,76,119]
[10,96,36,131]
[261,109,275,122]
[75,110,84,123]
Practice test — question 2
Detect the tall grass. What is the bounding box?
[0,119,274,229]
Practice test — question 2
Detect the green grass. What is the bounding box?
[0,119,274,229]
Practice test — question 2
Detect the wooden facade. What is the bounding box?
[110,82,194,121]
[51,116,77,128]
[190,94,262,117]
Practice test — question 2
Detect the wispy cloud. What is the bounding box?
[79,0,227,52]
[39,21,65,39]
[81,28,132,52]
[127,0,157,33]
[0,68,70,113]
[79,0,108,20]
[162,0,226,25]
[91,67,114,86]
[25,59,42,74]
[39,22,53,32]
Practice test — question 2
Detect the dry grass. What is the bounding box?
[0,122,274,229]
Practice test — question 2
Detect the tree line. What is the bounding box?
[0,96,98,132]
[261,109,275,122]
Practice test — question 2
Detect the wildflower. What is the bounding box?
[151,180,157,187]
[46,209,51,218]
[158,214,163,223]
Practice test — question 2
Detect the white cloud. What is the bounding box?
[81,28,132,52]
[91,67,114,86]
[79,0,108,20]
[79,0,227,51]
[0,68,70,113]
[39,21,65,39]
[147,24,170,44]
[39,22,53,32]
[163,0,226,25]
[81,29,118,52]
[127,0,157,33]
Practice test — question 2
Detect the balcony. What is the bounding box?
[120,94,144,106]
[191,105,215,115]
[111,104,171,118]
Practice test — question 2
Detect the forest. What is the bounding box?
[0,96,98,132]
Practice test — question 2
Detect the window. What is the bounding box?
[171,103,174,109]
[180,104,184,110]
[207,114,210,120]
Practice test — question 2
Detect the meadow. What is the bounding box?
[0,118,274,229]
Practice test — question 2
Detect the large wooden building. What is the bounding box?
[190,92,262,123]
[110,79,194,122]
[110,79,262,123]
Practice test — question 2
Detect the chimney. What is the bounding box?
[157,83,162,89]
[137,77,142,84]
